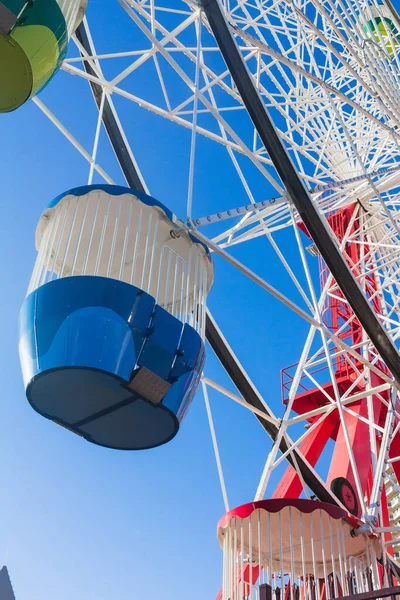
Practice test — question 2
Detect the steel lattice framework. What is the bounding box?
[20,0,400,574]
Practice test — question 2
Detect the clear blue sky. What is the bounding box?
[0,1,365,598]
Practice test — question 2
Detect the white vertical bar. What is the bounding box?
[328,518,338,598]
[192,254,199,329]
[309,514,320,600]
[240,520,244,600]
[198,263,204,335]
[334,520,346,595]
[352,558,361,593]
[339,523,349,594]
[196,257,202,332]
[119,201,133,281]
[299,513,307,600]
[249,514,253,600]
[268,512,273,592]
[229,525,233,600]
[179,260,186,321]
[71,195,89,276]
[235,518,238,600]
[146,220,159,294]
[359,557,366,593]
[369,540,379,591]
[184,249,193,325]
[348,558,354,594]
[319,512,328,598]
[49,200,71,281]
[289,508,295,600]
[140,214,153,290]
[223,532,227,600]
[59,197,80,278]
[40,208,63,287]
[82,194,100,275]
[258,510,262,589]
[94,196,110,276]
[156,246,166,305]
[278,512,284,600]
[29,215,54,293]
[171,256,179,316]
[163,249,172,310]
[202,263,208,336]
[107,198,122,278]
[131,208,143,286]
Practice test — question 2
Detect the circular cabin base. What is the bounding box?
[0,34,32,113]
[27,367,179,451]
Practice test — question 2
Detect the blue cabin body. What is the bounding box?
[19,186,211,450]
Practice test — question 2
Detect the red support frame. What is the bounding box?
[279,204,392,518]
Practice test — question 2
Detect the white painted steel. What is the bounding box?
[28,190,213,336]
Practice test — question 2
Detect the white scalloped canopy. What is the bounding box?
[217,499,380,578]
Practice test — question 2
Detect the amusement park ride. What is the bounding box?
[3,0,400,597]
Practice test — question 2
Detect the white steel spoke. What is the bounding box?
[202,377,280,424]
[202,379,230,512]
[32,97,114,184]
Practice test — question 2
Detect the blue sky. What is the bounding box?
[0,0,375,598]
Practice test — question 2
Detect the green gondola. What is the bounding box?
[0,0,86,112]
[364,1,400,57]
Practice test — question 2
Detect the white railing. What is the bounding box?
[28,190,212,337]
[220,506,380,600]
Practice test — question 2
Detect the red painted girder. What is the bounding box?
[327,396,382,517]
[272,411,339,499]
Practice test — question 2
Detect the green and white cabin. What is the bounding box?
[0,0,87,112]
[364,0,400,57]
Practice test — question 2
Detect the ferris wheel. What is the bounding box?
[3,0,400,597]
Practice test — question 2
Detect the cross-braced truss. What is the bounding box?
[25,0,400,565]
